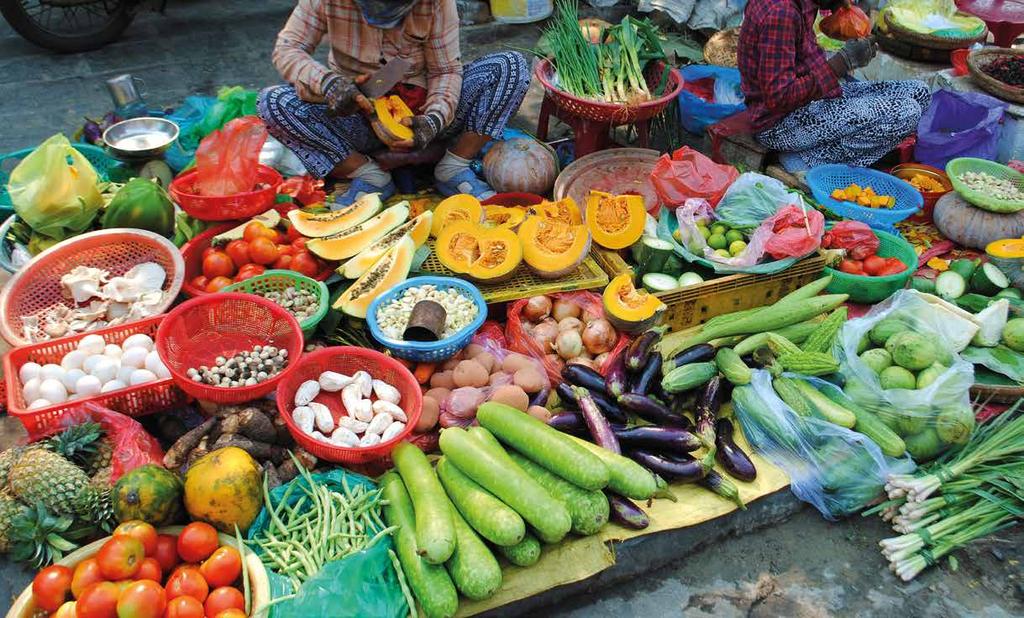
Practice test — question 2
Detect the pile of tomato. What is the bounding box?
[837,254,908,277]
[32,521,248,618]
[190,221,329,294]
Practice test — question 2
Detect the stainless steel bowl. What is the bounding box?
[102,117,180,160]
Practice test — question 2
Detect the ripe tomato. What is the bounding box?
[243,221,276,243]
[190,275,209,290]
[96,536,144,580]
[234,264,266,282]
[205,276,233,293]
[291,251,320,277]
[878,258,908,276]
[213,610,247,618]
[116,580,166,618]
[224,240,251,268]
[72,558,105,599]
[76,581,120,618]
[165,566,208,603]
[838,259,865,275]
[291,237,308,253]
[201,247,218,260]
[134,557,161,582]
[202,251,235,279]
[32,564,73,611]
[276,243,295,257]
[164,596,205,618]
[113,521,157,556]
[862,254,886,276]
[199,546,242,588]
[152,534,179,574]
[203,587,244,617]
[283,222,303,243]
[53,600,77,618]
[248,237,280,266]
[271,254,293,270]
[176,523,219,563]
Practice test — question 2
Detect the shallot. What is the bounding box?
[523,295,552,322]
[554,329,584,360]
[552,299,582,321]
[582,319,617,355]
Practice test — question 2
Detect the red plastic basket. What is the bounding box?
[276,347,422,464]
[535,59,683,124]
[169,164,284,222]
[4,315,187,439]
[155,293,303,404]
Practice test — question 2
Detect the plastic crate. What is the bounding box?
[222,270,329,339]
[946,157,1024,213]
[823,229,917,303]
[3,315,186,440]
[807,165,922,230]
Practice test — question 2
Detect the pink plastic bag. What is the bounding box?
[650,146,739,207]
[763,205,825,259]
[822,220,878,260]
[194,116,268,196]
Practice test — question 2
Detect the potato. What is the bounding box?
[514,367,545,394]
[488,384,529,411]
[430,370,455,389]
[417,397,440,432]
[488,372,513,387]
[453,360,489,388]
[464,343,485,358]
[475,351,496,374]
[502,352,536,374]
[442,357,462,371]
[527,405,552,422]
[424,387,452,403]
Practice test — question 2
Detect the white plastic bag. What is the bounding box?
[673,198,771,268]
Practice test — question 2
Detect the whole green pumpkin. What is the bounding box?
[101,177,175,238]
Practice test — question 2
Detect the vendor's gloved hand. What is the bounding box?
[395,113,444,150]
[837,36,878,72]
[322,72,367,116]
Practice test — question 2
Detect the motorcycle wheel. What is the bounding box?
[0,0,134,53]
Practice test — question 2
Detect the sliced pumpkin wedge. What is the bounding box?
[586,191,646,249]
[602,273,666,334]
[436,221,522,283]
[529,197,582,225]
[517,215,590,279]
[430,194,484,238]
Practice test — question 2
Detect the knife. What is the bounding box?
[358,57,412,99]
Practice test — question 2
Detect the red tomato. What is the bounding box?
[116,580,166,618]
[134,557,161,582]
[152,535,179,574]
[205,276,233,293]
[190,275,209,290]
[838,259,865,275]
[164,596,205,618]
[96,536,144,580]
[283,222,303,243]
[202,251,235,279]
[72,558,105,599]
[203,587,244,617]
[291,251,320,277]
[32,564,73,611]
[76,581,120,618]
[224,240,251,268]
[199,546,242,588]
[53,600,78,618]
[271,254,293,270]
[201,247,218,260]
[248,237,280,266]
[113,521,157,556]
[878,258,908,276]
[176,523,219,563]
[213,610,247,618]
[291,237,308,253]
[862,255,886,276]
[276,243,295,257]
[243,221,277,243]
[164,566,209,603]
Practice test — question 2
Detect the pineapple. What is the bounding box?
[86,437,114,477]
[0,490,27,553]
[46,422,103,472]
[8,449,97,518]
[0,447,25,487]
[9,502,93,568]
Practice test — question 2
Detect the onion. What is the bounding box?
[554,329,584,360]
[581,307,603,324]
[593,352,610,368]
[552,299,582,321]
[545,353,565,376]
[566,357,597,370]
[582,319,617,355]
[523,295,552,322]
[558,317,584,333]
[531,319,560,352]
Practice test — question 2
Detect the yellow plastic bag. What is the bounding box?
[7,134,103,240]
[885,0,985,37]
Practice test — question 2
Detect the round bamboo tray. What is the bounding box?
[7,526,270,618]
[968,48,1024,105]
[883,10,988,50]
[971,382,1024,404]
[704,28,739,67]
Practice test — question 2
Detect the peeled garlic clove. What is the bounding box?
[371,400,407,422]
[371,379,401,405]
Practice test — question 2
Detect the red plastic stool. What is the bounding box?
[956,0,1024,46]
[536,94,654,158]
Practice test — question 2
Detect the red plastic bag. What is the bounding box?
[506,292,632,385]
[822,220,879,260]
[194,116,268,196]
[762,205,825,259]
[820,5,871,41]
[650,146,739,207]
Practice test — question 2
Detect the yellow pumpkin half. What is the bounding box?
[987,238,1024,258]
[529,197,583,225]
[436,221,522,283]
[586,191,646,249]
[430,194,484,238]
[602,273,666,334]
[517,215,590,279]
[483,205,527,230]
[373,96,414,140]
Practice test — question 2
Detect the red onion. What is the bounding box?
[523,295,552,322]
[582,318,617,355]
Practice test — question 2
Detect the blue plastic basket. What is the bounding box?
[807,165,923,231]
[366,276,487,363]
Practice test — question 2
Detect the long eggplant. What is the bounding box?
[714,418,757,482]
[664,343,716,375]
[629,449,708,483]
[664,452,745,509]
[608,494,649,529]
[605,346,630,399]
[562,364,607,393]
[614,425,702,453]
[626,326,667,372]
[617,393,689,427]
[548,412,586,433]
[556,383,628,424]
[574,386,620,453]
[631,351,663,396]
[695,376,723,449]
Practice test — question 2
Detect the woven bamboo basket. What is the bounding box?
[968,48,1024,105]
[883,10,988,50]
[704,28,739,67]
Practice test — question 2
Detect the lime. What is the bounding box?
[725,229,744,244]
[707,233,727,250]
[729,240,747,255]
[711,223,728,236]
[713,248,732,258]
[697,225,711,239]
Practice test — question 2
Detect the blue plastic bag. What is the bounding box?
[914,89,1007,169]
[677,65,746,134]
[163,96,216,171]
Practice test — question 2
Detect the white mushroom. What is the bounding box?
[60,266,108,303]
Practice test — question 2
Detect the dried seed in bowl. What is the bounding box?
[375,285,479,340]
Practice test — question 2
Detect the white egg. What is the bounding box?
[129,369,157,386]
[122,334,154,352]
[145,350,168,375]
[18,362,41,384]
[75,375,102,397]
[60,350,88,371]
[103,344,124,359]
[22,377,41,402]
[29,398,52,409]
[121,347,148,369]
[90,359,119,384]
[62,369,86,393]
[154,364,171,380]
[101,379,127,393]
[39,364,65,382]
[39,379,67,404]
[82,354,108,375]
[117,365,136,384]
[78,334,106,355]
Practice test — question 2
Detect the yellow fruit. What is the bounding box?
[183,447,262,534]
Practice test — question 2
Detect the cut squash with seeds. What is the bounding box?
[483,205,527,230]
[307,202,409,261]
[341,211,432,279]
[436,221,522,283]
[517,215,590,279]
[288,193,383,238]
[529,197,582,225]
[986,238,1024,291]
[603,273,665,334]
[431,194,484,238]
[374,96,414,141]
[586,191,646,249]
[334,235,415,318]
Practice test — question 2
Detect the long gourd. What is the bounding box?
[392,442,455,565]
[701,276,834,331]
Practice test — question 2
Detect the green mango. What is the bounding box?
[101,177,175,238]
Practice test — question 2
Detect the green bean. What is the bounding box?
[388,548,418,618]
[263,473,288,533]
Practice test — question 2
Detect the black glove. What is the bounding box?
[410,113,444,149]
[322,73,360,116]
[837,37,878,72]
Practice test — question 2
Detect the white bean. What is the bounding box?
[359,433,382,447]
[338,416,369,434]
[365,412,393,436]
[293,406,314,434]
[372,379,401,405]
[381,421,406,442]
[310,402,334,434]
[371,400,407,422]
[330,426,359,447]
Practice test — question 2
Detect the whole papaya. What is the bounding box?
[101,177,175,237]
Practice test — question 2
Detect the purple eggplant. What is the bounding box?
[664,343,716,375]
[714,418,757,482]
[548,412,586,433]
[695,376,723,449]
[556,383,628,424]
[574,386,620,453]
[562,364,607,393]
[614,426,702,453]
[605,346,630,398]
[629,449,708,483]
[664,452,745,509]
[626,326,667,372]
[617,393,689,427]
[631,351,663,396]
[608,494,650,529]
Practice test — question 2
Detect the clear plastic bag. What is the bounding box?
[733,371,915,520]
[672,198,771,267]
[714,172,793,230]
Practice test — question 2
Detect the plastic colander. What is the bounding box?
[222,270,329,339]
[824,228,918,303]
[807,165,923,230]
[946,158,1024,213]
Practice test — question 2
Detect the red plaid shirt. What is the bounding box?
[738,0,841,132]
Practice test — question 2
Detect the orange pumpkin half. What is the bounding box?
[373,96,414,141]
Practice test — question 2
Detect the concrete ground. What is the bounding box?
[1,2,1023,616]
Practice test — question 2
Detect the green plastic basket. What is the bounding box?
[221,269,329,339]
[824,228,917,303]
[946,158,1024,214]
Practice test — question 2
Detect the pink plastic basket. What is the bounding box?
[0,228,184,347]
[535,59,683,124]
[276,347,422,464]
[169,164,283,222]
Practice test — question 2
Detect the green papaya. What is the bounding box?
[101,178,175,238]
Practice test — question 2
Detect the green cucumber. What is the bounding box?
[496,532,541,566]
[509,452,609,536]
[635,236,674,275]
[971,262,1010,296]
[661,253,686,277]
[642,272,679,292]
[948,258,979,280]
[997,287,1023,300]
[438,427,572,544]
[955,293,994,314]
[772,377,814,417]
[788,378,856,428]
[436,456,525,547]
[910,277,936,294]
[935,270,967,300]
[381,473,458,618]
[565,435,658,500]
[392,442,455,565]
[476,402,609,491]
[445,505,502,601]
[661,361,718,393]
[819,388,906,457]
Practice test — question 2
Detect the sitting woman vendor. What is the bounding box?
[738,0,931,171]
[259,0,530,205]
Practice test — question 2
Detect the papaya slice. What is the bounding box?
[288,193,382,238]
[335,235,415,318]
[307,203,409,261]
